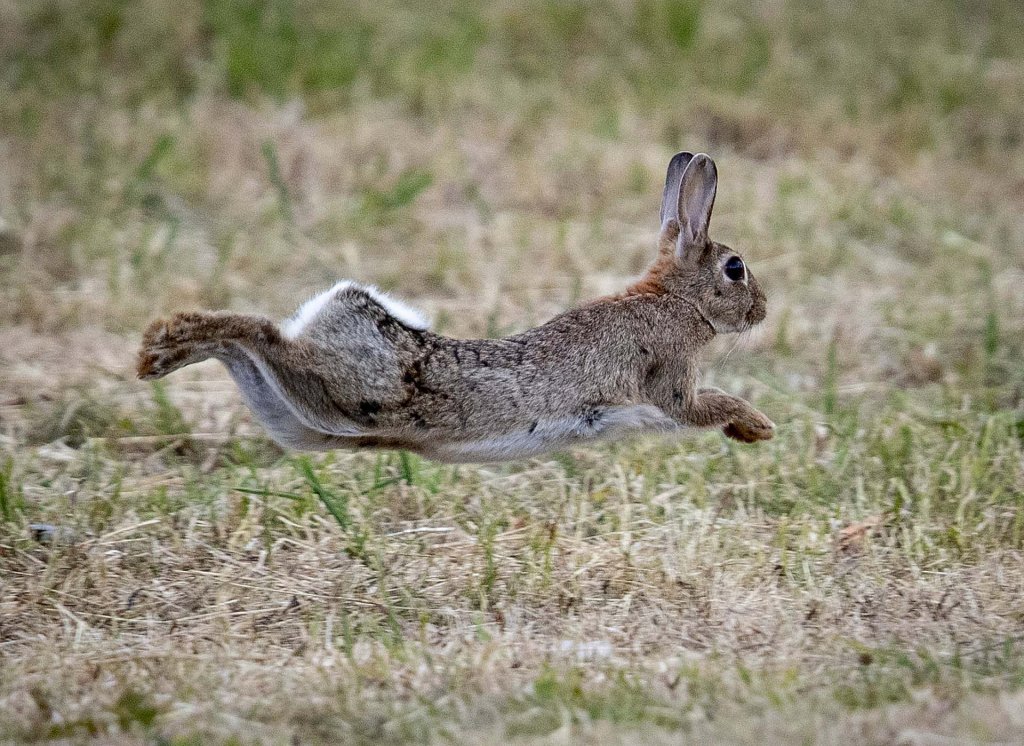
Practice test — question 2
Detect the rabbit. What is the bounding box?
[136,152,774,462]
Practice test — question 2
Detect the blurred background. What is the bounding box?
[1,2,1024,742]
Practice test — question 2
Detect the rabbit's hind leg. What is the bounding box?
[138,310,370,438]
[137,311,277,380]
[137,312,355,449]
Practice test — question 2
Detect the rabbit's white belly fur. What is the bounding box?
[429,404,680,462]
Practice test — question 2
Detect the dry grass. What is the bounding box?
[1,0,1024,743]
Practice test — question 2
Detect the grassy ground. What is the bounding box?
[2,0,1024,742]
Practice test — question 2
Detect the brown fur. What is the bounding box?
[136,152,774,462]
[619,222,681,297]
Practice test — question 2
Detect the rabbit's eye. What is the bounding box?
[724,256,745,282]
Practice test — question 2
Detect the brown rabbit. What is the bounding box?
[137,152,774,462]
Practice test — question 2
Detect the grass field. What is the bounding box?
[2,0,1024,742]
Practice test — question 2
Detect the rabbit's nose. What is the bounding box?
[747,296,767,326]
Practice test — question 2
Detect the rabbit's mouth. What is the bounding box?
[745,288,767,326]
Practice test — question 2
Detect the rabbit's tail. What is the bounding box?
[281,280,429,340]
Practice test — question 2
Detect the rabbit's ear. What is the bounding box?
[676,153,717,250]
[660,151,693,226]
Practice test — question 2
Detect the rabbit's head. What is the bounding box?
[642,152,766,334]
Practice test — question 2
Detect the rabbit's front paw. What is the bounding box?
[723,410,775,443]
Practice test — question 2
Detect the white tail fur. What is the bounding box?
[281,281,430,339]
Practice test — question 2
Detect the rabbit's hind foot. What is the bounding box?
[136,312,227,380]
[137,337,219,380]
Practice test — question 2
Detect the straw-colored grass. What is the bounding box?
[1,0,1023,742]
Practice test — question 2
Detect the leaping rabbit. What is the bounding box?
[137,152,774,462]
